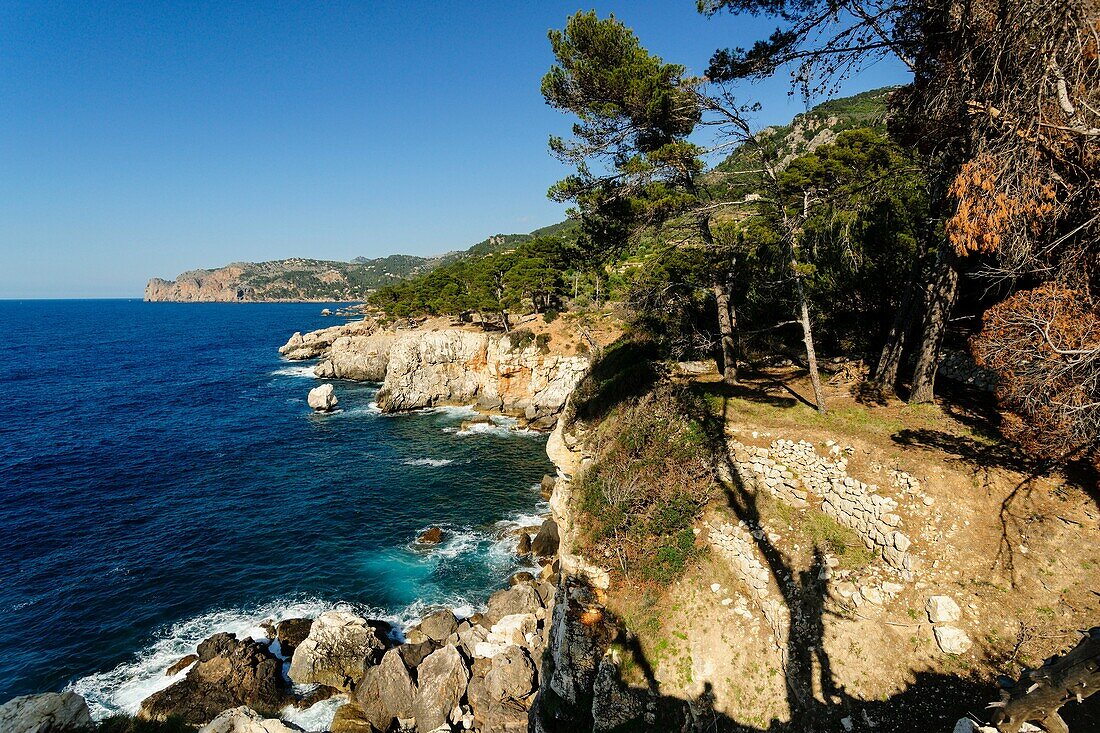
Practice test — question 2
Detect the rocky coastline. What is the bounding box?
[280,318,590,430]
[0,315,601,733]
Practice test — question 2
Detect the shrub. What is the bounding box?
[575,384,716,582]
[543,308,560,323]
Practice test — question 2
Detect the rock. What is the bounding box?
[417,609,459,643]
[275,617,314,658]
[509,571,535,586]
[456,624,490,659]
[489,613,538,646]
[321,308,332,316]
[392,640,437,672]
[486,645,537,703]
[314,359,336,378]
[591,657,646,732]
[486,584,543,625]
[934,625,972,655]
[289,610,387,690]
[540,474,556,499]
[532,518,560,557]
[140,633,290,725]
[329,704,374,733]
[0,692,94,733]
[166,654,198,676]
[926,595,962,624]
[356,648,417,731]
[417,526,445,545]
[516,533,532,556]
[307,383,339,412]
[197,706,299,733]
[861,586,884,605]
[536,579,615,729]
[412,644,470,732]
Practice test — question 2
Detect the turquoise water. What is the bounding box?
[0,300,550,718]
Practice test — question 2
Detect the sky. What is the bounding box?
[0,2,910,298]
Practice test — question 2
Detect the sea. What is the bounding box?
[0,299,551,726]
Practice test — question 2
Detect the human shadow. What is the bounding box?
[534,378,1100,732]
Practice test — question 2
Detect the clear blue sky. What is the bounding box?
[0,1,909,298]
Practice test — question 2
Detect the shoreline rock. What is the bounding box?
[307,383,338,412]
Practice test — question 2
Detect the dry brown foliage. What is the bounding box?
[973,283,1100,460]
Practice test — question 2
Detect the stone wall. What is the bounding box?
[937,349,996,391]
[728,437,914,579]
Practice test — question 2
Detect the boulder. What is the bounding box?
[412,645,470,732]
[456,623,490,659]
[355,648,417,730]
[329,703,374,733]
[140,633,290,725]
[486,584,543,625]
[416,609,458,643]
[289,610,387,690]
[307,383,338,412]
[486,645,537,703]
[197,706,299,733]
[321,308,332,316]
[489,613,538,647]
[509,571,535,586]
[314,360,336,378]
[396,640,439,671]
[417,527,445,545]
[275,617,314,658]
[934,626,973,655]
[531,518,560,558]
[0,692,94,733]
[926,595,962,624]
[515,533,532,556]
[165,654,198,676]
[540,474,556,499]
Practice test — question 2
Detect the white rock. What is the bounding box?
[934,625,972,654]
[711,583,721,593]
[307,383,339,412]
[0,692,93,733]
[198,707,300,733]
[926,595,962,624]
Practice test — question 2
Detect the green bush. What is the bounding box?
[575,384,716,582]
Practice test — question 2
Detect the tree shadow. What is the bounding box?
[536,381,1100,732]
[570,337,663,422]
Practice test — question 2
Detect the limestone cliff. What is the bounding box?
[145,256,432,302]
[280,322,589,425]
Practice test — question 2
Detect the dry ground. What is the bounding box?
[597,366,1099,732]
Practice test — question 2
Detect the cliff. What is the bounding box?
[144,256,434,302]
[280,320,591,426]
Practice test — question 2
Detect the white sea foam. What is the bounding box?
[281,694,347,732]
[270,364,318,378]
[67,598,347,720]
[401,458,455,467]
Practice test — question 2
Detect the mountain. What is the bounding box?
[144,88,891,303]
[143,223,577,302]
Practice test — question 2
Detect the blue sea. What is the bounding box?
[0,300,551,721]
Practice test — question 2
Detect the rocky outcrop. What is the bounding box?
[0,692,94,733]
[140,633,290,725]
[307,383,338,412]
[412,644,470,731]
[281,322,589,423]
[197,706,300,733]
[355,648,417,730]
[288,610,388,690]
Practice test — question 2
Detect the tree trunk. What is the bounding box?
[793,267,827,412]
[989,627,1100,733]
[909,250,959,403]
[500,310,511,333]
[713,280,739,384]
[872,277,917,395]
